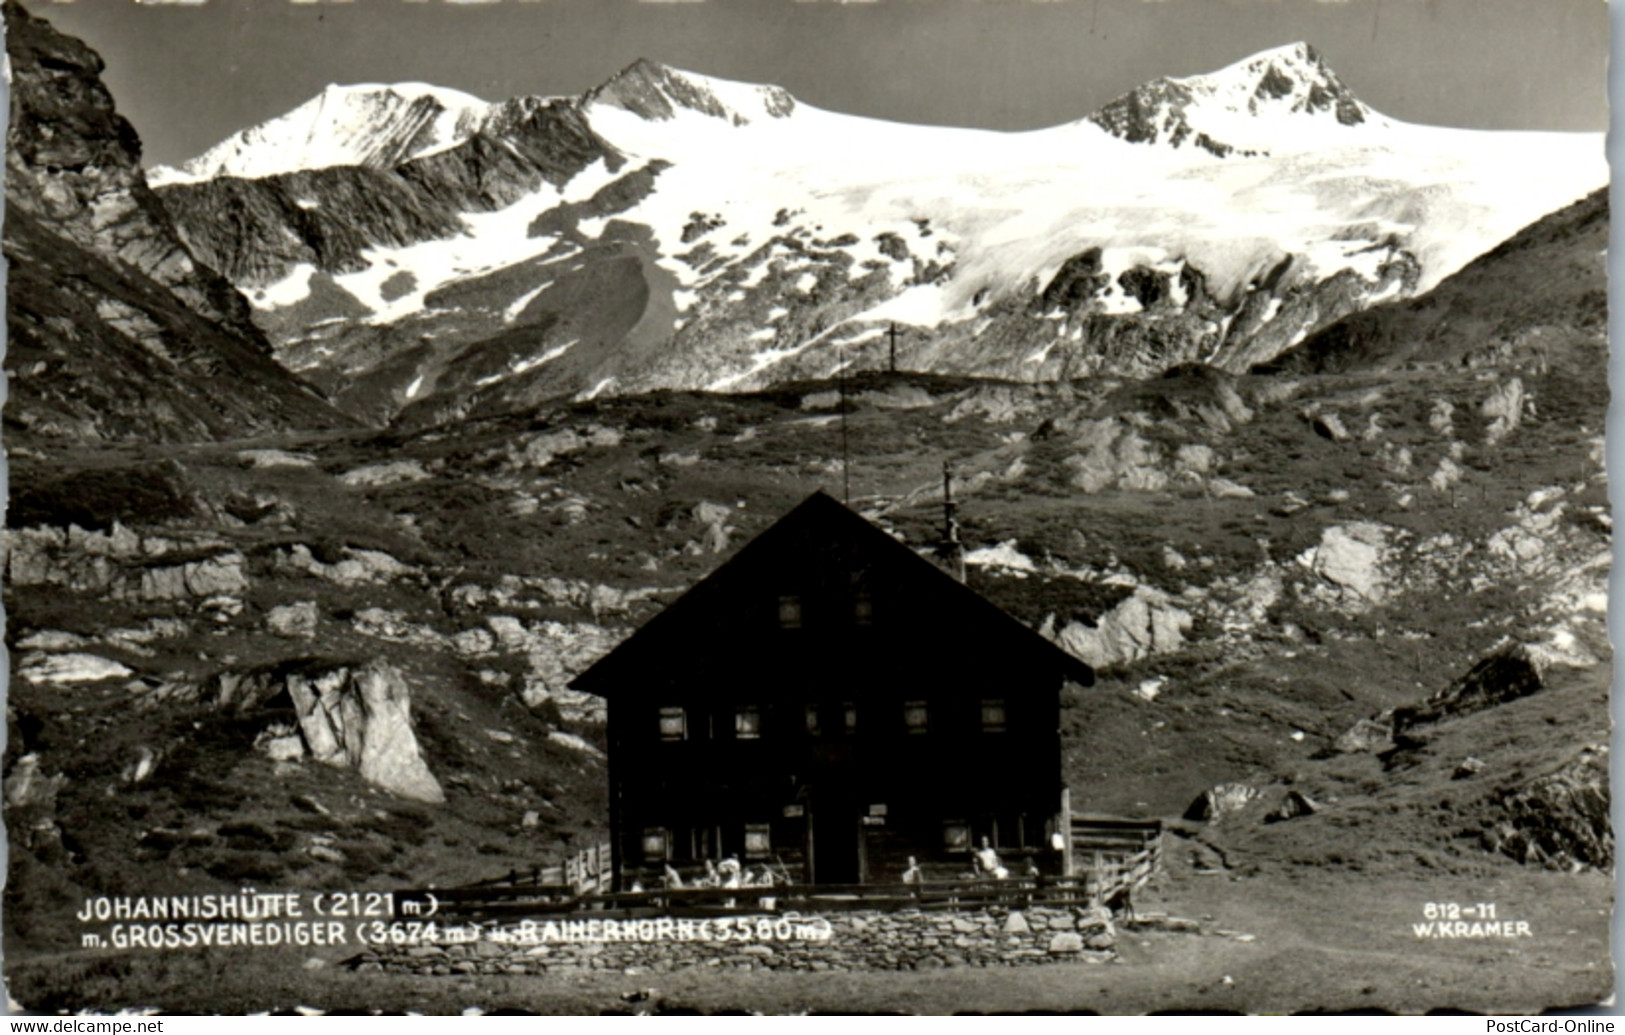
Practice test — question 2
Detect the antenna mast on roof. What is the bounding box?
[935,460,966,582]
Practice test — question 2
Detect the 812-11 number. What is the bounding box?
[1423,902,1495,920]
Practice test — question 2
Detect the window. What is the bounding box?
[735,705,761,740]
[853,591,873,626]
[943,820,971,853]
[805,703,821,737]
[642,827,670,862]
[842,702,857,735]
[904,700,928,734]
[981,698,1006,734]
[744,824,772,859]
[778,595,802,629]
[658,707,686,741]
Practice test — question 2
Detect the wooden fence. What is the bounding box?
[1069,814,1163,904]
[396,855,1156,922]
[392,814,1164,922]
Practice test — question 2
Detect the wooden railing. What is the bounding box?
[392,812,1164,922]
[1069,814,1163,902]
[395,866,1152,923]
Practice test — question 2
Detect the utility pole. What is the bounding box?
[838,344,850,505]
[887,323,901,373]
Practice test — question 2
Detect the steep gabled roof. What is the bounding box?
[571,490,1093,696]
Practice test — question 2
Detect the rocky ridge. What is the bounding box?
[2,0,352,443]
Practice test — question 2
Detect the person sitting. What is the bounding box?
[663,863,684,889]
[974,837,1008,880]
[718,857,743,890]
[901,856,924,885]
[702,858,721,887]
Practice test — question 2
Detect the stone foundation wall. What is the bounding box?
[358,905,1116,975]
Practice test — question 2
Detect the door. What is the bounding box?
[808,794,862,884]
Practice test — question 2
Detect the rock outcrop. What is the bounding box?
[6,522,251,602]
[1183,783,1259,823]
[2,0,351,443]
[217,659,444,803]
[1053,586,1193,669]
[1481,745,1610,870]
[1393,645,1547,734]
[1294,522,1392,609]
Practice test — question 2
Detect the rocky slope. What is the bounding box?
[146,43,1605,427]
[1,0,353,444]
[1260,187,1609,376]
[6,191,1610,968]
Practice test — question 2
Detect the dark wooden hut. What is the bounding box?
[570,490,1093,890]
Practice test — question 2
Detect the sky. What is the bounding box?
[29,0,1613,170]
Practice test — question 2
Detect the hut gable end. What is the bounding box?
[570,490,1093,701]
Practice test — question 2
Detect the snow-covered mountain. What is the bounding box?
[150,46,1607,425]
[148,82,491,187]
[1087,42,1381,157]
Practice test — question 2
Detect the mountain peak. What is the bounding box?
[1088,42,1378,158]
[149,82,490,186]
[586,58,796,126]
[1199,41,1366,123]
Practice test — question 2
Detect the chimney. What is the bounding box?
[932,461,966,583]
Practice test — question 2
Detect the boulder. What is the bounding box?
[279,544,415,586]
[120,551,249,602]
[238,449,316,469]
[1264,789,1320,824]
[1480,377,1525,444]
[519,429,586,468]
[339,460,432,487]
[16,629,89,651]
[1297,523,1390,606]
[1054,586,1192,669]
[1453,757,1487,780]
[267,601,319,638]
[1064,419,1168,494]
[1334,718,1393,754]
[1183,783,1258,823]
[452,628,497,655]
[1003,911,1031,935]
[1394,645,1545,733]
[1428,399,1456,436]
[1309,411,1350,442]
[122,746,157,784]
[1428,457,1464,493]
[18,652,132,685]
[1047,932,1084,955]
[548,731,605,759]
[220,660,443,803]
[4,754,66,810]
[285,661,444,803]
[692,501,732,527]
[1483,744,1610,869]
[1174,444,1215,476]
[261,734,306,762]
[1208,478,1256,499]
